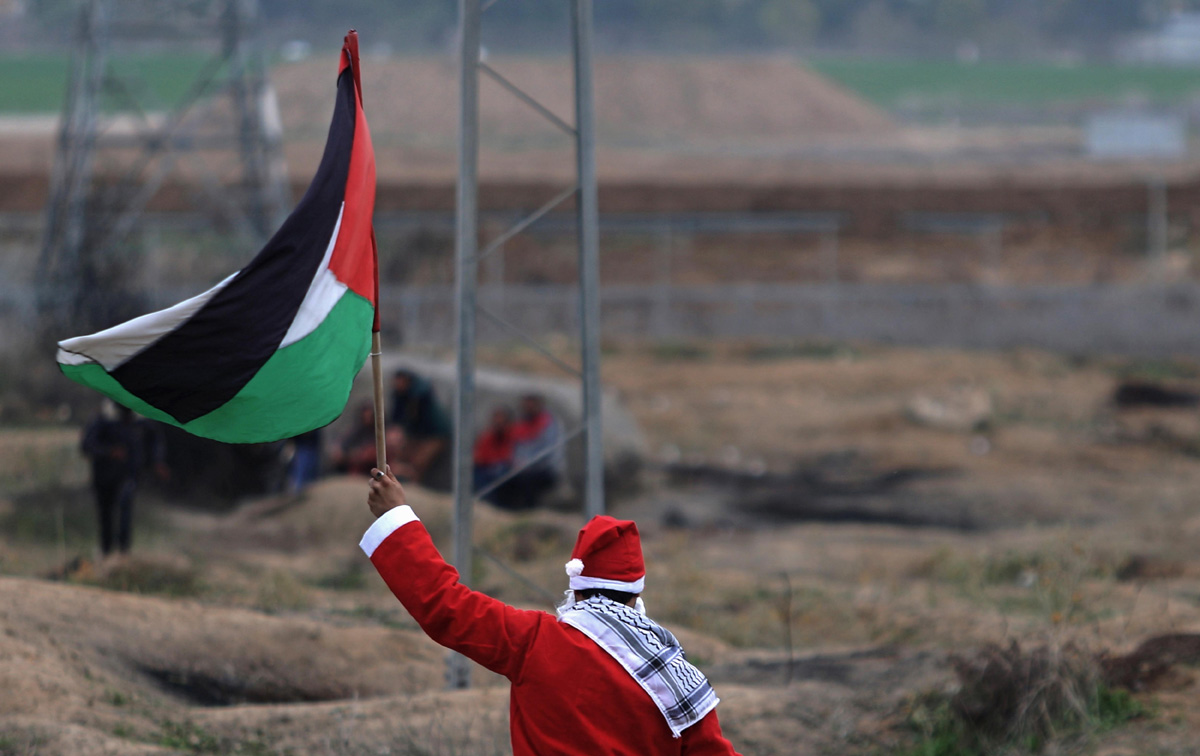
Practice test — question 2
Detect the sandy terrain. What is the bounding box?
[3,344,1200,754]
[275,55,895,144]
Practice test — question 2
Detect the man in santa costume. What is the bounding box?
[362,466,742,755]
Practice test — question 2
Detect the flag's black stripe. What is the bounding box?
[112,70,359,425]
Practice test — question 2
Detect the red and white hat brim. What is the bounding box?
[568,573,645,593]
[565,557,645,593]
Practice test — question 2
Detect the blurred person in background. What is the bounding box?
[80,400,166,558]
[332,402,386,476]
[473,405,515,503]
[503,393,564,510]
[285,427,323,495]
[390,369,452,484]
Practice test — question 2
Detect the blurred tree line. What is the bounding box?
[20,0,1200,56]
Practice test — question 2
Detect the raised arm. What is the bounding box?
[361,468,546,680]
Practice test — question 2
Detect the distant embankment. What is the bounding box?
[3,170,1199,236]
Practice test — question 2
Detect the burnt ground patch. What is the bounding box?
[1114,381,1200,409]
[663,454,991,531]
[707,646,945,690]
[138,665,350,707]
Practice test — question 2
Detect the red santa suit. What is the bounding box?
[361,508,742,756]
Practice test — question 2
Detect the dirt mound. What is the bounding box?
[590,57,895,141]
[273,55,894,152]
[210,476,530,553]
[0,577,445,712]
[0,567,839,755]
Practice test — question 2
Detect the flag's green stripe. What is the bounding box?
[61,291,374,444]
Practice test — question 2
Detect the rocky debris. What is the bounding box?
[906,387,992,432]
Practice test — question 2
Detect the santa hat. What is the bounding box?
[564,515,645,593]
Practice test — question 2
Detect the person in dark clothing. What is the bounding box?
[390,370,452,484]
[80,402,165,557]
[286,427,323,494]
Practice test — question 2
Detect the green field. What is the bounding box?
[2,53,1200,114]
[809,58,1200,107]
[0,54,220,113]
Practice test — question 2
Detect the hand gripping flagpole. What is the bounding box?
[344,31,387,473]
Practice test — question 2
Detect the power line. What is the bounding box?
[38,0,288,334]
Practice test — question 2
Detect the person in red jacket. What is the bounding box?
[472,406,515,504]
[362,466,742,756]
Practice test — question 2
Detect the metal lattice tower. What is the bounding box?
[447,0,604,689]
[38,0,287,331]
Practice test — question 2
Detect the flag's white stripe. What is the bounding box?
[56,273,238,370]
[56,202,352,370]
[279,268,349,349]
[280,202,347,348]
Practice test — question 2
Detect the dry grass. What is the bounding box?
[903,640,1149,755]
[0,428,85,492]
[3,343,1200,754]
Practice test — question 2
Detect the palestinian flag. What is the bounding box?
[56,32,378,444]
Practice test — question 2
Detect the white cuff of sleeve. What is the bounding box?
[359,505,420,558]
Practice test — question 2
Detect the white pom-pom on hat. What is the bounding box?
[565,558,584,577]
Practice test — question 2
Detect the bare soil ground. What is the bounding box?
[275,55,895,144]
[0,55,896,187]
[3,343,1200,754]
[3,54,1192,188]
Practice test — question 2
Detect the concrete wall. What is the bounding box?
[382,282,1200,358]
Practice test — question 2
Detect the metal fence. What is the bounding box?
[382,282,1200,357]
[8,281,1200,357]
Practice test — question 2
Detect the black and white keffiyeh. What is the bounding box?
[557,595,719,737]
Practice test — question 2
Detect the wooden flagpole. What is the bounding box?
[371,332,386,472]
[344,30,387,473]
